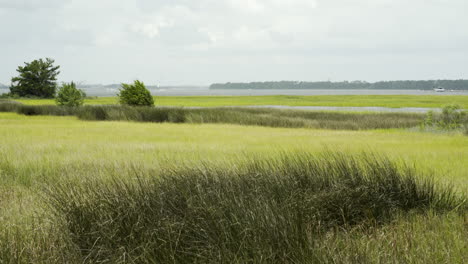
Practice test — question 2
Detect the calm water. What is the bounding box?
[95,88,468,97]
[247,105,439,113]
[2,88,467,97]
[155,89,468,96]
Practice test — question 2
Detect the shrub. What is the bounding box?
[56,82,86,107]
[421,104,467,131]
[438,104,466,129]
[118,80,154,106]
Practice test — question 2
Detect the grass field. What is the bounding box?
[0,112,467,262]
[14,94,468,108]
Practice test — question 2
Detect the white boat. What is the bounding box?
[434,87,445,92]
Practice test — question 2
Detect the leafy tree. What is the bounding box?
[56,82,86,107]
[10,58,60,98]
[118,80,154,106]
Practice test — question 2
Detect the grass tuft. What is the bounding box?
[45,152,464,263]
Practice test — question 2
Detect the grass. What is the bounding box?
[0,112,466,188]
[0,113,466,263]
[0,101,425,130]
[46,153,463,263]
[12,94,468,108]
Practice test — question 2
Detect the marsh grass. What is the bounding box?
[44,152,464,263]
[13,95,468,108]
[185,108,423,130]
[0,102,424,130]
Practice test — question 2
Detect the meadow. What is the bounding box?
[0,110,467,263]
[14,94,468,108]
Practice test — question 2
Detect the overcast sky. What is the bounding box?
[1,0,467,85]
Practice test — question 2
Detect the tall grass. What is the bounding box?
[0,100,77,116]
[0,101,424,130]
[186,108,423,130]
[44,152,464,263]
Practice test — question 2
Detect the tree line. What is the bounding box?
[210,80,468,90]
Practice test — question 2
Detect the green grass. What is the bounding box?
[0,113,467,263]
[13,95,468,108]
[0,101,427,130]
[0,112,466,188]
[46,153,463,263]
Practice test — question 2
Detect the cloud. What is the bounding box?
[0,0,467,84]
[0,0,70,10]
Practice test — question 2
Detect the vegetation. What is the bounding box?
[13,95,468,108]
[0,112,466,263]
[55,82,86,107]
[9,58,60,98]
[210,80,468,90]
[0,102,424,130]
[118,80,154,106]
[46,153,464,263]
[421,104,467,131]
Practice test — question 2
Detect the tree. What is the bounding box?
[118,80,154,106]
[10,58,60,98]
[56,82,86,107]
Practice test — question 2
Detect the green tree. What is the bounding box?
[118,80,154,106]
[10,58,60,98]
[55,82,86,107]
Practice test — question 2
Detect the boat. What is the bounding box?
[434,87,445,92]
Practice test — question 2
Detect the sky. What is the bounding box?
[0,0,467,85]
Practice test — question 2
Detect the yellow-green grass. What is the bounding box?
[0,112,466,190]
[0,113,467,263]
[15,95,468,108]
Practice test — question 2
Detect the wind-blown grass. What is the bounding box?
[45,152,464,263]
[0,112,466,263]
[0,102,424,130]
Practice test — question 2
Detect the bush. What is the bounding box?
[56,82,86,107]
[421,104,467,131]
[438,104,466,129]
[118,80,154,106]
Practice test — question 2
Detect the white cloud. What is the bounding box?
[0,0,70,10]
[0,0,467,84]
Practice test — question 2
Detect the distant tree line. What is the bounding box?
[210,80,468,90]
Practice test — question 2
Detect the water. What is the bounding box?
[2,87,467,97]
[151,89,468,97]
[247,105,439,113]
